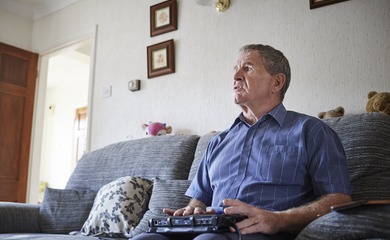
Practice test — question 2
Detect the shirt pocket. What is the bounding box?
[258,145,302,184]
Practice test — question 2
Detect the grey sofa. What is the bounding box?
[0,113,389,240]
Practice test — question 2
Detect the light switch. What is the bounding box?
[102,85,112,98]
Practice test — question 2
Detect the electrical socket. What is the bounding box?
[128,80,140,91]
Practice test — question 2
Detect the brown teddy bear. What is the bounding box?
[366,91,390,116]
[318,106,345,119]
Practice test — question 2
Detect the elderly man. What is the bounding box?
[134,44,352,240]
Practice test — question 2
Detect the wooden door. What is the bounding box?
[0,42,38,202]
[74,106,87,164]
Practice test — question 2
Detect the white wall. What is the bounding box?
[28,0,390,150]
[0,7,32,50]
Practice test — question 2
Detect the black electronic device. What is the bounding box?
[147,214,247,234]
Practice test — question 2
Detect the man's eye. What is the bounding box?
[243,66,252,72]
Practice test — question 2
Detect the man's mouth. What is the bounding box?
[234,86,243,92]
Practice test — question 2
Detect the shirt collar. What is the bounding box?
[268,103,287,126]
[232,103,287,128]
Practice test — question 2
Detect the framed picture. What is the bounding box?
[310,0,348,9]
[150,0,178,37]
[147,39,175,78]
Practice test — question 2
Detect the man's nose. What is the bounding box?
[234,69,243,81]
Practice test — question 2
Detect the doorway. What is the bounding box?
[37,39,92,202]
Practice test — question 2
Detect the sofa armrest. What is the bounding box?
[0,202,41,233]
[296,204,390,240]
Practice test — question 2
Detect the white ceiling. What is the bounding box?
[0,0,79,20]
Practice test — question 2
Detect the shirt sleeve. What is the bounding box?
[185,136,220,206]
[307,122,352,196]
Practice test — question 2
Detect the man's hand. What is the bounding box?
[163,206,204,216]
[163,198,208,216]
[223,198,282,235]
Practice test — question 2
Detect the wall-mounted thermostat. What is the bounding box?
[128,80,140,91]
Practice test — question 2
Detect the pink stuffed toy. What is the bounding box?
[142,122,172,136]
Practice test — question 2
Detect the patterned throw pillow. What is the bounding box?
[80,176,153,238]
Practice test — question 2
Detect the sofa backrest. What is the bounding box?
[66,135,200,191]
[188,132,218,180]
[322,113,390,200]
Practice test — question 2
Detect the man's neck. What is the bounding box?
[241,102,281,125]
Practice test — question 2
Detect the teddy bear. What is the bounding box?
[366,91,390,116]
[318,106,345,119]
[142,122,172,136]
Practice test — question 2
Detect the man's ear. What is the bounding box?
[273,73,286,92]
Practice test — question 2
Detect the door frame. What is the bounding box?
[27,26,98,203]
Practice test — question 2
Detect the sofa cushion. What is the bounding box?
[322,113,390,200]
[80,176,153,238]
[129,179,192,237]
[188,132,218,180]
[38,188,96,234]
[148,179,192,211]
[296,204,390,240]
[66,135,200,191]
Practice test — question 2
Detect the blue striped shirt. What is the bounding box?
[186,104,352,211]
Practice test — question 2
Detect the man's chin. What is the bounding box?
[234,96,243,104]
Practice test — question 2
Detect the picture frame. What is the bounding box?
[147,39,175,79]
[310,0,348,9]
[150,0,177,37]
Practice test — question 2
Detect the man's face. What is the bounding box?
[233,50,274,106]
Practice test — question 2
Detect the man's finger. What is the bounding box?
[163,208,179,216]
